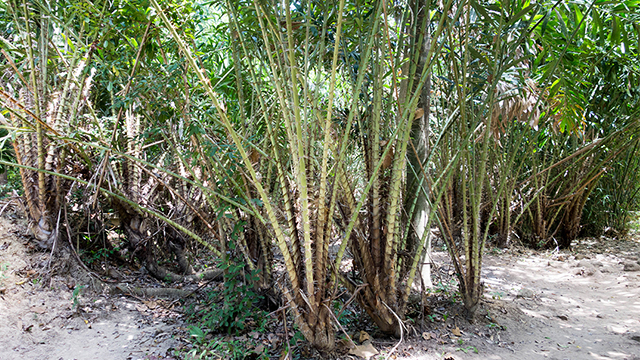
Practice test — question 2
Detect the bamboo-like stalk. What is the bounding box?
[1,0,108,248]
[152,0,304,319]
[21,0,47,218]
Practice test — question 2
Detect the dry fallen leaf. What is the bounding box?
[451,326,462,337]
[422,331,431,340]
[359,330,370,343]
[414,108,425,119]
[31,306,46,314]
[142,300,157,309]
[348,340,378,360]
[336,337,355,351]
[268,333,279,345]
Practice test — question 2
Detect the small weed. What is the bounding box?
[332,298,359,329]
[186,256,266,335]
[72,285,85,309]
[429,279,462,304]
[455,346,478,354]
[183,225,267,359]
[486,322,507,330]
[433,281,452,294]
[0,165,23,198]
[0,263,8,287]
[289,330,305,347]
[81,243,119,266]
[490,291,504,300]
[184,325,266,360]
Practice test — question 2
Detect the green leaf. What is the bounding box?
[469,46,488,67]
[623,25,630,54]
[555,9,568,39]
[549,78,562,97]
[508,4,536,27]
[592,8,601,36]
[541,8,552,37]
[471,0,490,21]
[189,326,205,339]
[611,16,620,44]
[541,58,559,82]
[635,23,640,53]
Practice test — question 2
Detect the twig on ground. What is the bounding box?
[337,282,368,320]
[63,194,117,283]
[0,199,14,217]
[382,300,405,358]
[46,207,62,270]
[282,306,290,360]
[324,303,357,349]
[266,303,291,318]
[167,277,218,309]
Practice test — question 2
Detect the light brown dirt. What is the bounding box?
[0,215,182,360]
[388,236,640,360]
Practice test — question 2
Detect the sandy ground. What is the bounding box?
[389,237,640,360]
[0,216,181,360]
[478,240,640,360]
[1,209,640,360]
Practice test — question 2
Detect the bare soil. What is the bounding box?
[384,236,640,360]
[1,208,640,360]
[0,215,184,360]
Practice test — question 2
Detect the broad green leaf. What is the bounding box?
[592,8,601,36]
[532,47,546,72]
[610,15,620,44]
[555,9,568,39]
[623,26,630,54]
[469,46,488,67]
[635,23,640,53]
[541,58,559,82]
[507,4,536,27]
[549,78,562,97]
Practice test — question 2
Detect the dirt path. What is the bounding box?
[476,239,640,360]
[0,216,181,360]
[392,237,640,360]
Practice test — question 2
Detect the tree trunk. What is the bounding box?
[406,0,432,291]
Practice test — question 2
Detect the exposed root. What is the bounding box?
[144,258,222,283]
[109,283,193,299]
